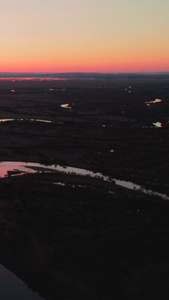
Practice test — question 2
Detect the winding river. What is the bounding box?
[0,161,168,201]
[0,159,168,297]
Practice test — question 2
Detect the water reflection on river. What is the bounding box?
[0,160,168,298]
[0,119,53,124]
[0,161,168,200]
[145,98,162,104]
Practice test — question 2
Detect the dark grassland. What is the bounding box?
[0,74,169,299]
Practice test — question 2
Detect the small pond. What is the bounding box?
[60,103,72,110]
[153,122,162,128]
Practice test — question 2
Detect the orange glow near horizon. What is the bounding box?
[1,49,169,73]
[0,1,169,73]
[1,59,168,73]
[1,42,169,73]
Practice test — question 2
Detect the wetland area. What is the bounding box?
[0,73,169,299]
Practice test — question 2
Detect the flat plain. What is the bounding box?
[0,74,169,300]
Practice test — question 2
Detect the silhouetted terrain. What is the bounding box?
[0,74,168,299]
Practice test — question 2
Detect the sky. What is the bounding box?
[0,0,169,72]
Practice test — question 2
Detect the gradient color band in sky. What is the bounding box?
[1,0,169,72]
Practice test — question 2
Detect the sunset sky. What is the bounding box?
[1,0,169,72]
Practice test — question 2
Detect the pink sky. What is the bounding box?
[1,0,169,72]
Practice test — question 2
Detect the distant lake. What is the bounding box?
[0,77,67,81]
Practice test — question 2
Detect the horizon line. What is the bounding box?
[0,71,169,75]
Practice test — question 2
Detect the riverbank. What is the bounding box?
[1,171,169,300]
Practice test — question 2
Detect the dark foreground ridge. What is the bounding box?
[1,172,169,300]
[0,75,168,299]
